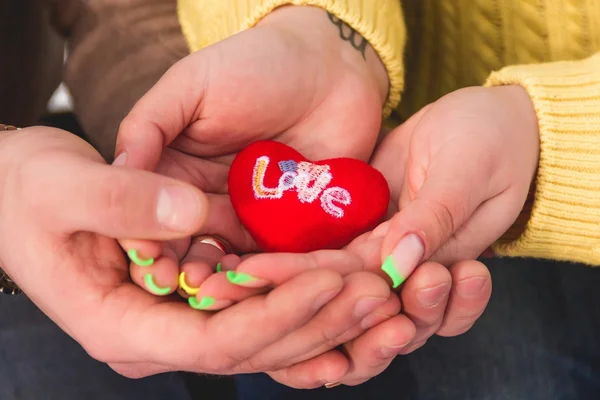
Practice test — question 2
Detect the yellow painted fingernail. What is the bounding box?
[179,272,200,296]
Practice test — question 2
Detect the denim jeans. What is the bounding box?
[0,296,192,400]
[2,258,600,400]
[236,258,600,400]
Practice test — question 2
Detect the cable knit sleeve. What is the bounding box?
[176,0,406,117]
[485,53,600,265]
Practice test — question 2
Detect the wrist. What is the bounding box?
[257,5,389,106]
[493,84,540,179]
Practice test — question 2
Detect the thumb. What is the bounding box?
[114,56,208,170]
[380,162,486,288]
[29,154,209,240]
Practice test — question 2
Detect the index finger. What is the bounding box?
[226,237,391,289]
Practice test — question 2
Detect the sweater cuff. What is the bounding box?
[177,0,405,118]
[485,53,600,265]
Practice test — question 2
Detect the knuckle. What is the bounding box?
[94,175,131,231]
[10,150,57,206]
[117,115,141,142]
[267,371,306,390]
[109,364,146,379]
[238,356,270,374]
[438,321,476,337]
[428,198,457,236]
[412,325,440,344]
[398,339,427,355]
[454,307,486,322]
[406,309,442,328]
[81,341,112,364]
[209,355,241,375]
[317,325,344,349]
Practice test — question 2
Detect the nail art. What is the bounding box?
[226,271,254,285]
[143,274,171,296]
[188,296,216,310]
[381,234,425,289]
[215,263,222,273]
[128,249,154,267]
[178,272,200,296]
[381,255,405,288]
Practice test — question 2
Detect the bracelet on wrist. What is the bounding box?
[0,268,21,295]
[0,124,19,131]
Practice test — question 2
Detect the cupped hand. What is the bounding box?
[374,85,539,280]
[0,127,388,381]
[185,226,490,388]
[114,4,390,297]
[116,6,387,168]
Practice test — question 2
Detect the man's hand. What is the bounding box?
[0,127,396,382]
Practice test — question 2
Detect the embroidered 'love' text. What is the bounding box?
[252,156,352,218]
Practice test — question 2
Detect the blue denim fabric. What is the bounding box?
[3,258,600,400]
[236,259,600,400]
[0,296,192,400]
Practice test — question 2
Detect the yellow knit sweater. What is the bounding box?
[177,0,600,266]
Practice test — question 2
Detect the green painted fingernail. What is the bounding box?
[128,249,154,267]
[226,271,254,285]
[143,274,171,295]
[216,263,222,273]
[381,255,405,289]
[188,296,216,310]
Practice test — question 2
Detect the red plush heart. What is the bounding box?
[228,140,390,253]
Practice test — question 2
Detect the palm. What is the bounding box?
[153,147,256,253]
[153,16,383,164]
[149,26,383,251]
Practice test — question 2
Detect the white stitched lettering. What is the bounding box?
[252,156,283,199]
[320,187,352,218]
[251,156,352,218]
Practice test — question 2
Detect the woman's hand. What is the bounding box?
[0,127,388,382]
[116,5,388,168]
[374,85,539,279]
[179,227,491,388]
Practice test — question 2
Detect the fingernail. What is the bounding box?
[188,296,216,310]
[416,283,450,308]
[226,271,269,287]
[156,186,202,232]
[353,297,388,318]
[143,274,171,296]
[127,249,154,267]
[456,277,488,298]
[112,152,127,166]
[179,272,200,296]
[226,271,252,284]
[360,312,389,330]
[381,234,425,288]
[324,382,341,389]
[216,263,222,273]
[313,289,341,310]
